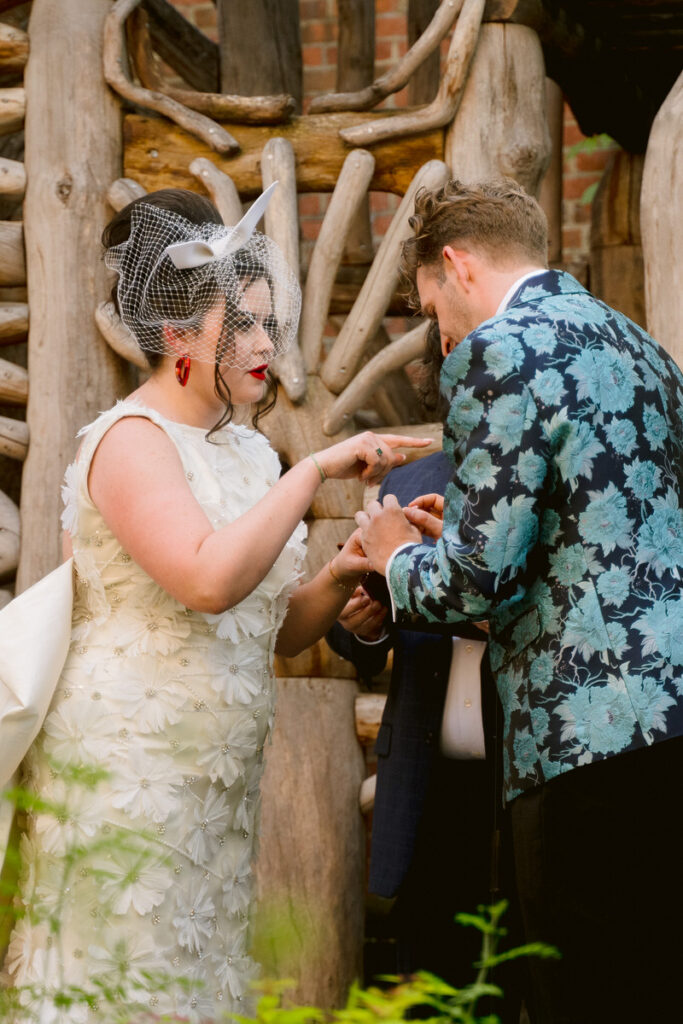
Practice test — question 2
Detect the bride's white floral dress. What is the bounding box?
[5,402,306,1023]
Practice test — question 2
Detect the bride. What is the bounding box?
[4,187,426,1022]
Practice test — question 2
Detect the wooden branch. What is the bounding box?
[261,137,307,403]
[300,149,375,372]
[141,0,219,94]
[131,8,295,125]
[340,0,486,147]
[103,0,239,155]
[124,112,444,198]
[324,321,429,435]
[106,176,146,212]
[0,221,24,286]
[359,774,376,815]
[310,0,463,113]
[0,301,27,344]
[0,87,25,137]
[0,22,28,72]
[95,301,148,370]
[0,156,25,200]
[0,413,27,459]
[321,159,449,394]
[0,487,19,577]
[0,355,27,403]
[355,693,387,746]
[189,158,242,226]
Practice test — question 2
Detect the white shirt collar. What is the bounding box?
[495,268,547,315]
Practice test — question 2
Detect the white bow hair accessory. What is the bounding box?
[165,181,279,270]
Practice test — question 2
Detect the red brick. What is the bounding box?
[563,121,585,148]
[301,19,336,43]
[304,68,337,93]
[298,194,322,217]
[376,39,394,62]
[305,44,325,66]
[376,14,407,37]
[299,0,329,19]
[576,149,613,173]
[563,175,597,201]
[562,228,582,251]
[300,218,323,242]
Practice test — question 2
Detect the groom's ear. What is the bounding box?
[443,245,475,293]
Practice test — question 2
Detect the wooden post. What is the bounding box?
[444,23,550,198]
[216,0,303,112]
[17,0,132,590]
[590,150,645,329]
[641,68,683,368]
[408,0,441,105]
[539,78,563,264]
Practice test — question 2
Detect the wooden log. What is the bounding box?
[0,414,27,460]
[274,517,362,681]
[95,301,148,370]
[359,773,376,815]
[0,22,28,72]
[324,321,429,435]
[310,0,462,114]
[106,176,146,212]
[255,675,365,1008]
[18,0,132,590]
[0,156,25,200]
[0,87,24,137]
[103,0,239,155]
[0,486,19,577]
[189,158,242,226]
[355,693,387,747]
[590,151,646,329]
[445,23,550,197]
[141,0,219,94]
[408,0,442,105]
[300,149,375,371]
[217,0,302,112]
[0,300,27,344]
[261,137,307,403]
[539,78,564,265]
[321,160,449,394]
[340,0,485,147]
[131,8,295,125]
[258,374,364,519]
[360,323,422,429]
[123,112,445,198]
[642,68,683,368]
[0,221,24,286]
[0,355,26,403]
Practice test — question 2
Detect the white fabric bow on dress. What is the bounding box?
[165,181,278,270]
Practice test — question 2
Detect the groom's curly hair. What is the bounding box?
[400,179,548,309]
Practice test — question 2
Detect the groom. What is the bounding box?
[357,178,683,1024]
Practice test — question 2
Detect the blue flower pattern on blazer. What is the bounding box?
[389,271,683,802]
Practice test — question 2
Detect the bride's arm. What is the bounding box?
[88,417,428,614]
[274,530,369,656]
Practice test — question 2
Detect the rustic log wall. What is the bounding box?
[17,0,131,590]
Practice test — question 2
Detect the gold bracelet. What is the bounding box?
[328,559,354,591]
[309,453,326,483]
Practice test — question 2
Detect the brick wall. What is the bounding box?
[168,1,618,271]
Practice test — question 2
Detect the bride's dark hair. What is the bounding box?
[102,188,278,439]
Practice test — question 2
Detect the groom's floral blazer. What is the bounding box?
[388,270,683,802]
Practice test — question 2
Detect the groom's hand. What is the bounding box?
[355,494,422,575]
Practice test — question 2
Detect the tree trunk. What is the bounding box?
[444,23,550,198]
[17,0,131,590]
[641,67,683,368]
[216,0,302,111]
[590,149,645,329]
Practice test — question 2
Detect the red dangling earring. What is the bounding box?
[175,355,191,387]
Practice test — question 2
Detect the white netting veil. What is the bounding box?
[104,198,301,369]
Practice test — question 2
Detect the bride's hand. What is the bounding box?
[313,433,431,486]
[408,493,444,519]
[330,528,371,586]
[403,492,445,540]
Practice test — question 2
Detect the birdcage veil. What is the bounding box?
[104,183,301,369]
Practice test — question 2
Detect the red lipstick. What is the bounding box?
[248,364,268,380]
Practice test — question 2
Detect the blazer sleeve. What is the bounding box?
[388,328,551,626]
[326,621,392,682]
